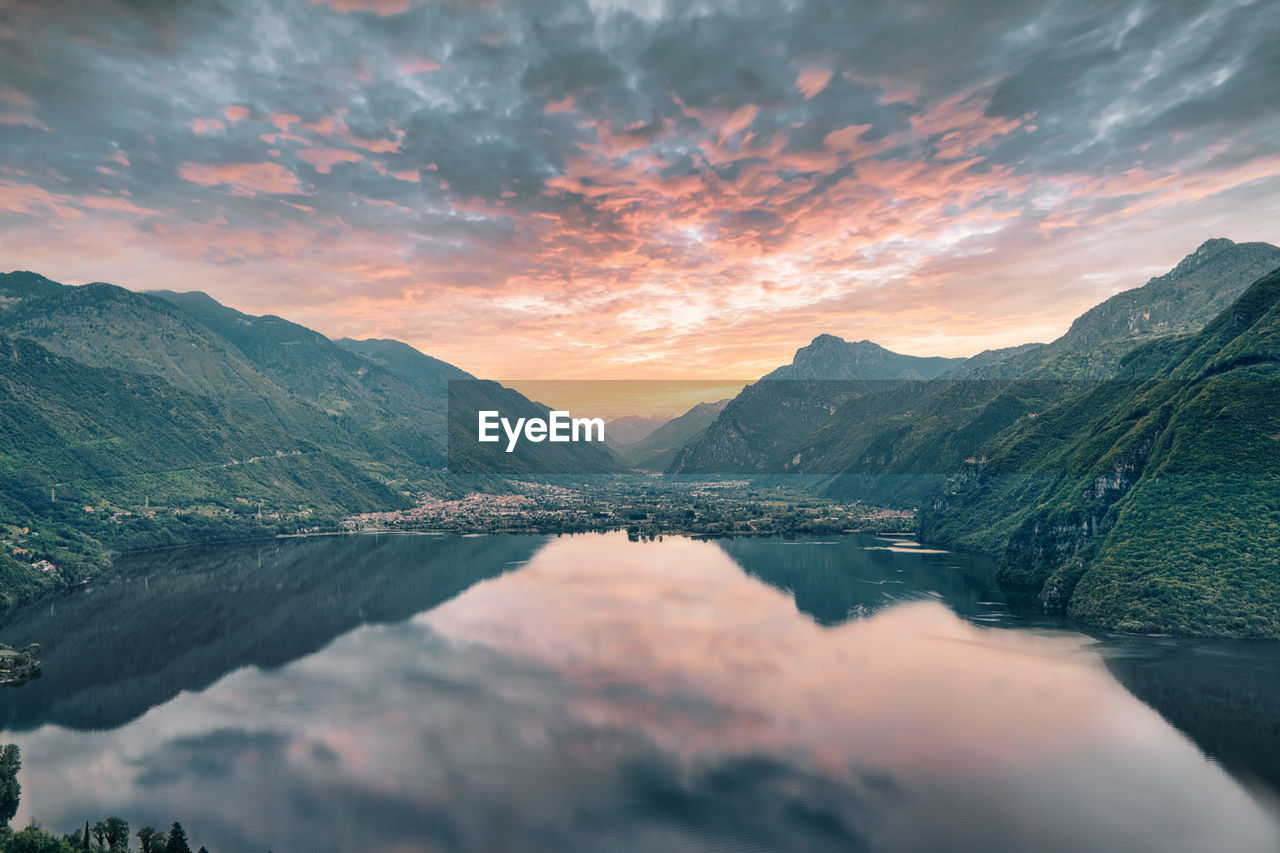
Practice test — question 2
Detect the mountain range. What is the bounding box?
[668,338,962,476]
[666,237,1280,635]
[671,240,1280,499]
[2,237,1278,635]
[605,415,671,446]
[611,399,730,470]
[0,272,615,603]
[920,264,1280,636]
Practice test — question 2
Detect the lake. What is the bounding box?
[2,532,1279,852]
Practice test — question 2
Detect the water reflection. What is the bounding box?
[717,535,1004,624]
[3,533,1279,852]
[0,533,541,730]
[1104,637,1280,795]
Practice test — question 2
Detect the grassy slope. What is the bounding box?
[0,332,406,604]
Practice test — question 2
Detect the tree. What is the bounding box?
[136,827,157,853]
[103,818,128,851]
[82,821,90,850]
[2,825,70,853]
[164,823,191,853]
[91,822,106,849]
[0,744,20,828]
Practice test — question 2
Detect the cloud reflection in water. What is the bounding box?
[8,533,1279,852]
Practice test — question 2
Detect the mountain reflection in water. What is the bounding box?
[2,532,1278,852]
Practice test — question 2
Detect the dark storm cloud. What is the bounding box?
[6,0,1270,215]
[983,0,1280,172]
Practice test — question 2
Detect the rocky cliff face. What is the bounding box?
[955,238,1280,379]
[764,334,963,381]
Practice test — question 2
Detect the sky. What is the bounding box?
[1,0,1279,380]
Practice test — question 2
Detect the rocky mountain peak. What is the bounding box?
[1169,237,1237,277]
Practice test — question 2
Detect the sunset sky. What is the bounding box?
[2,0,1278,379]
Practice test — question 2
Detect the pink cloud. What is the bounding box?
[0,181,83,219]
[4,62,1278,382]
[309,0,417,15]
[0,87,33,107]
[305,113,345,136]
[0,112,48,131]
[545,95,575,114]
[177,161,302,196]
[299,146,364,173]
[350,133,402,153]
[821,124,874,154]
[795,67,832,99]
[191,118,225,135]
[78,195,157,216]
[721,104,759,137]
[395,57,441,76]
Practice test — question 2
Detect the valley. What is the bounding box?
[2,238,1279,637]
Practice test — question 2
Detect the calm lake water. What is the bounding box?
[2,532,1280,852]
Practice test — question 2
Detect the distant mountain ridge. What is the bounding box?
[604,415,669,446]
[665,237,1280,636]
[614,399,730,471]
[334,337,473,387]
[669,238,1280,491]
[669,337,966,475]
[764,335,963,381]
[948,238,1280,379]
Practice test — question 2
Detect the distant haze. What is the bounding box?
[505,380,749,421]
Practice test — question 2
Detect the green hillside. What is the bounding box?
[0,275,407,480]
[798,240,1275,502]
[0,274,296,407]
[335,336,474,388]
[794,378,1087,505]
[150,291,457,472]
[0,272,626,607]
[920,267,1280,637]
[0,334,405,605]
[669,337,963,475]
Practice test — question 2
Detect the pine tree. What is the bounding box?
[165,822,192,853]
